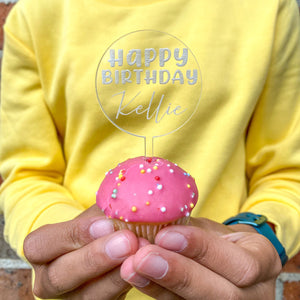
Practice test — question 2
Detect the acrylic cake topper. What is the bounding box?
[95,30,202,156]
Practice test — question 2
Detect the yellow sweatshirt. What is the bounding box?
[1,0,300,299]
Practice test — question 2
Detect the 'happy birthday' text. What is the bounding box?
[101,48,198,85]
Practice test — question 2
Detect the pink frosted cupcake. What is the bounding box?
[96,157,198,243]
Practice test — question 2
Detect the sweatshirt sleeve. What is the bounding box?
[243,0,300,257]
[0,4,84,259]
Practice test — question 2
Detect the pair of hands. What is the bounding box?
[23,204,282,299]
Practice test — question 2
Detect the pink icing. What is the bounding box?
[96,157,198,223]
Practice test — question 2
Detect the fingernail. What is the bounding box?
[105,233,132,259]
[157,231,188,252]
[124,272,150,288]
[89,219,114,239]
[137,253,169,279]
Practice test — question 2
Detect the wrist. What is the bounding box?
[223,212,288,266]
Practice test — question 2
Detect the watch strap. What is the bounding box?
[223,212,288,266]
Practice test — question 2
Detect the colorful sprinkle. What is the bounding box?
[111,191,117,198]
[120,216,124,220]
[153,165,158,170]
[180,207,184,212]
[186,212,190,217]
[146,201,150,206]
[155,176,160,181]
[160,207,167,213]
[157,184,163,190]
[120,176,126,181]
[146,158,152,163]
[147,168,152,173]
[148,190,153,195]
[131,206,137,212]
[118,170,125,179]
[187,184,191,188]
[169,169,174,173]
[191,192,195,198]
[139,164,144,168]
[113,189,118,194]
[140,169,146,174]
[190,203,195,208]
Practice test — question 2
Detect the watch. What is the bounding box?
[223,212,288,266]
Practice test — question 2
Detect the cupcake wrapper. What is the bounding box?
[113,216,190,243]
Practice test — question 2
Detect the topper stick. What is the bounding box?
[144,136,154,158]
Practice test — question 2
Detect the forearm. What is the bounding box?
[244,0,300,258]
[0,17,84,258]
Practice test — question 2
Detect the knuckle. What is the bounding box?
[227,288,242,300]
[81,295,98,300]
[23,231,43,263]
[67,218,91,249]
[265,240,283,277]
[271,253,283,276]
[169,267,193,294]
[236,255,261,287]
[23,233,35,262]
[193,237,210,262]
[32,285,44,299]
[109,269,129,289]
[68,220,84,249]
[32,284,50,300]
[70,293,96,300]
[32,266,53,299]
[82,243,103,273]
[32,270,45,299]
[154,291,184,300]
[46,264,65,296]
